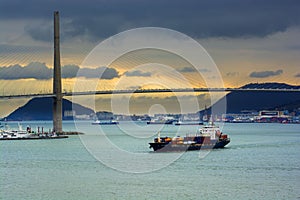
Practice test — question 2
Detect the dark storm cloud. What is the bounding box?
[77,67,120,79]
[1,0,299,42]
[61,65,80,78]
[178,67,210,73]
[24,17,119,42]
[179,67,197,73]
[249,69,283,78]
[0,62,52,79]
[295,73,300,78]
[24,22,52,42]
[0,62,119,80]
[124,70,151,77]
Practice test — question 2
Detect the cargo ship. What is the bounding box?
[149,122,230,151]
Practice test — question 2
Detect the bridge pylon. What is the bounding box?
[53,11,62,133]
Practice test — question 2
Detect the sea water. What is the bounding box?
[0,121,299,200]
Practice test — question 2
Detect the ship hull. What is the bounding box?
[149,139,230,152]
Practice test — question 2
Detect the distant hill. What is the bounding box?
[241,82,300,90]
[199,82,300,115]
[5,97,95,121]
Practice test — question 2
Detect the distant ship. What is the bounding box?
[147,119,174,125]
[91,120,119,125]
[149,122,230,151]
[174,121,204,126]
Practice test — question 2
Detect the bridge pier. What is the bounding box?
[53,11,62,133]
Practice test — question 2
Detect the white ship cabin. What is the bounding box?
[198,122,221,140]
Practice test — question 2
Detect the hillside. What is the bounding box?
[5,97,95,121]
[271,99,300,113]
[199,82,300,115]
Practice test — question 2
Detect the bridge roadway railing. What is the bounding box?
[0,88,299,99]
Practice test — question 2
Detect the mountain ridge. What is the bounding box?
[241,82,300,89]
[4,97,94,121]
[200,82,300,115]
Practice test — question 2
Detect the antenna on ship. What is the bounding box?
[203,104,208,122]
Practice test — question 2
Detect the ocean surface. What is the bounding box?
[1,121,299,200]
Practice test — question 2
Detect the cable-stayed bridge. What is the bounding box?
[1,87,299,99]
[1,11,299,132]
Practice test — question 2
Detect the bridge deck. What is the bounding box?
[0,88,299,99]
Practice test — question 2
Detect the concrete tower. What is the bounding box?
[53,11,62,133]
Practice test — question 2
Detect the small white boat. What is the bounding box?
[0,123,68,140]
[0,123,32,139]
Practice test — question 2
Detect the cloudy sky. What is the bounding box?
[0,0,300,116]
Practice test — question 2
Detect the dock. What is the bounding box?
[0,135,68,140]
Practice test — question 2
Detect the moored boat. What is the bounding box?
[149,122,230,152]
[0,134,68,140]
[0,124,68,140]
